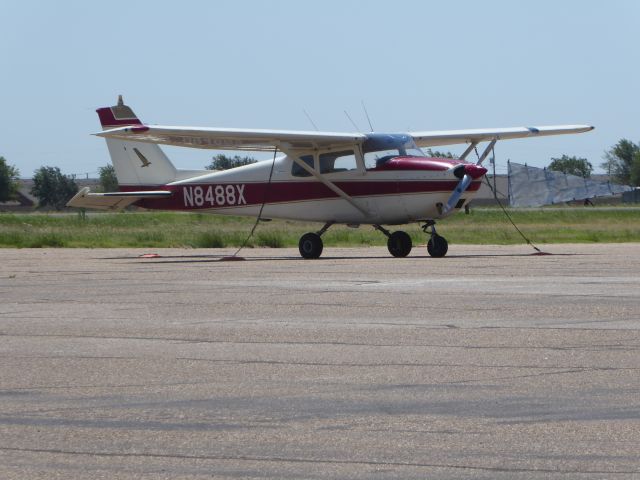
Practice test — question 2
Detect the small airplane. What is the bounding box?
[68,96,593,259]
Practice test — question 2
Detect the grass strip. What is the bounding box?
[0,207,638,248]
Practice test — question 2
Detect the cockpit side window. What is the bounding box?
[364,150,400,169]
[291,154,314,177]
[319,150,357,174]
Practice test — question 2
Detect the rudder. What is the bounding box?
[97,96,177,187]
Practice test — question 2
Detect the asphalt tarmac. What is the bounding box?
[1,244,639,479]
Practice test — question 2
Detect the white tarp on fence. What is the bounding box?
[508,162,632,207]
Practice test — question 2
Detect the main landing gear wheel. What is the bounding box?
[427,234,448,258]
[299,232,323,259]
[387,231,412,258]
[298,222,334,259]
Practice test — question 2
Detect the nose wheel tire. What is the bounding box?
[299,232,323,259]
[387,231,412,258]
[427,234,448,258]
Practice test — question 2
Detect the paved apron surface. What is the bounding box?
[1,244,639,479]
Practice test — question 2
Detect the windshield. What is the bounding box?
[362,133,425,168]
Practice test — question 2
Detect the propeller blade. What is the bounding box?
[440,164,487,216]
[442,174,473,216]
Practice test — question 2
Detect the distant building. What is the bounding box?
[469,174,508,206]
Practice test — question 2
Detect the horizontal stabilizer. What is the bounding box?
[66,187,172,211]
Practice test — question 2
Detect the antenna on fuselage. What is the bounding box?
[362,100,374,132]
[344,110,361,132]
[303,109,319,131]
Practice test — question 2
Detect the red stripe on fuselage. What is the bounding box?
[120,180,482,211]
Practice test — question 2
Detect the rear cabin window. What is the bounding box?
[291,155,314,177]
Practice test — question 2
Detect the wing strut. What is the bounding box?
[291,157,371,219]
[476,139,497,165]
[458,141,479,161]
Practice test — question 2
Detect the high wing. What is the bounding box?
[410,125,594,148]
[96,124,594,153]
[67,187,172,211]
[96,126,365,153]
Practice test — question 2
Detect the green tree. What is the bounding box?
[0,156,21,202]
[600,139,640,185]
[548,155,593,178]
[31,166,79,210]
[631,150,640,187]
[425,148,455,159]
[206,154,257,170]
[98,164,118,192]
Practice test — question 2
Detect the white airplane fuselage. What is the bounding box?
[123,153,483,225]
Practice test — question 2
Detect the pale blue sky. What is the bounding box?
[2,0,638,177]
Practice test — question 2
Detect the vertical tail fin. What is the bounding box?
[97,96,177,187]
[96,95,143,129]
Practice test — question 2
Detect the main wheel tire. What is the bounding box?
[299,232,323,259]
[427,234,448,258]
[387,231,412,258]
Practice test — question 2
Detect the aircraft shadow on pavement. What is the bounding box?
[99,251,588,264]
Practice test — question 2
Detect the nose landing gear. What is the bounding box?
[422,220,448,258]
